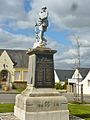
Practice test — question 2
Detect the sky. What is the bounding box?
[0,0,90,69]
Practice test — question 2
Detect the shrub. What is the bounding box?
[55,82,63,90]
[63,80,68,89]
[12,81,27,89]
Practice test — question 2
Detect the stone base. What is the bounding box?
[14,86,69,120]
[14,106,69,120]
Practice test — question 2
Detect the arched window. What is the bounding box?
[0,70,8,82]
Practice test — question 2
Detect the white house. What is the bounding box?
[68,68,90,94]
[68,69,82,93]
[81,71,90,94]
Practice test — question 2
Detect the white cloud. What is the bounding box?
[0,0,90,69]
[0,0,90,30]
[28,0,90,31]
[0,0,25,20]
[0,28,34,49]
[12,20,34,29]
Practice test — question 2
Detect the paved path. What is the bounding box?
[61,92,90,103]
[0,90,90,103]
[0,90,19,104]
[0,94,18,104]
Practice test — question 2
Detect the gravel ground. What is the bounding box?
[0,113,85,120]
[0,113,19,120]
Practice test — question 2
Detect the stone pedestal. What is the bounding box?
[27,47,56,88]
[14,47,69,120]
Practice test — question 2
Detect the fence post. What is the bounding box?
[81,84,83,103]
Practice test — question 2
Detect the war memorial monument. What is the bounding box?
[14,6,69,120]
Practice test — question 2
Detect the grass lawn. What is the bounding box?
[68,103,90,120]
[0,104,14,113]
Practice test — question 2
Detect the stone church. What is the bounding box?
[0,49,28,87]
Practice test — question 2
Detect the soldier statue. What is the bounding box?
[33,6,48,48]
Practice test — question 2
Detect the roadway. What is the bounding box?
[0,91,90,103]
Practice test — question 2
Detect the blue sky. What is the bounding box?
[0,0,90,69]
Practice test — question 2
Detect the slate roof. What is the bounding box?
[79,68,90,79]
[0,49,29,68]
[55,69,74,81]
[55,68,90,81]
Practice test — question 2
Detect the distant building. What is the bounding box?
[0,49,28,87]
[68,68,90,94]
[55,68,90,94]
[55,69,74,85]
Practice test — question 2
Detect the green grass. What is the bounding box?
[0,104,14,113]
[68,103,90,120]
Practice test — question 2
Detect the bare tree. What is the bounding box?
[73,34,81,101]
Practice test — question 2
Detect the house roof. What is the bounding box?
[55,69,74,81]
[79,68,90,79]
[0,49,29,68]
[55,68,90,81]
